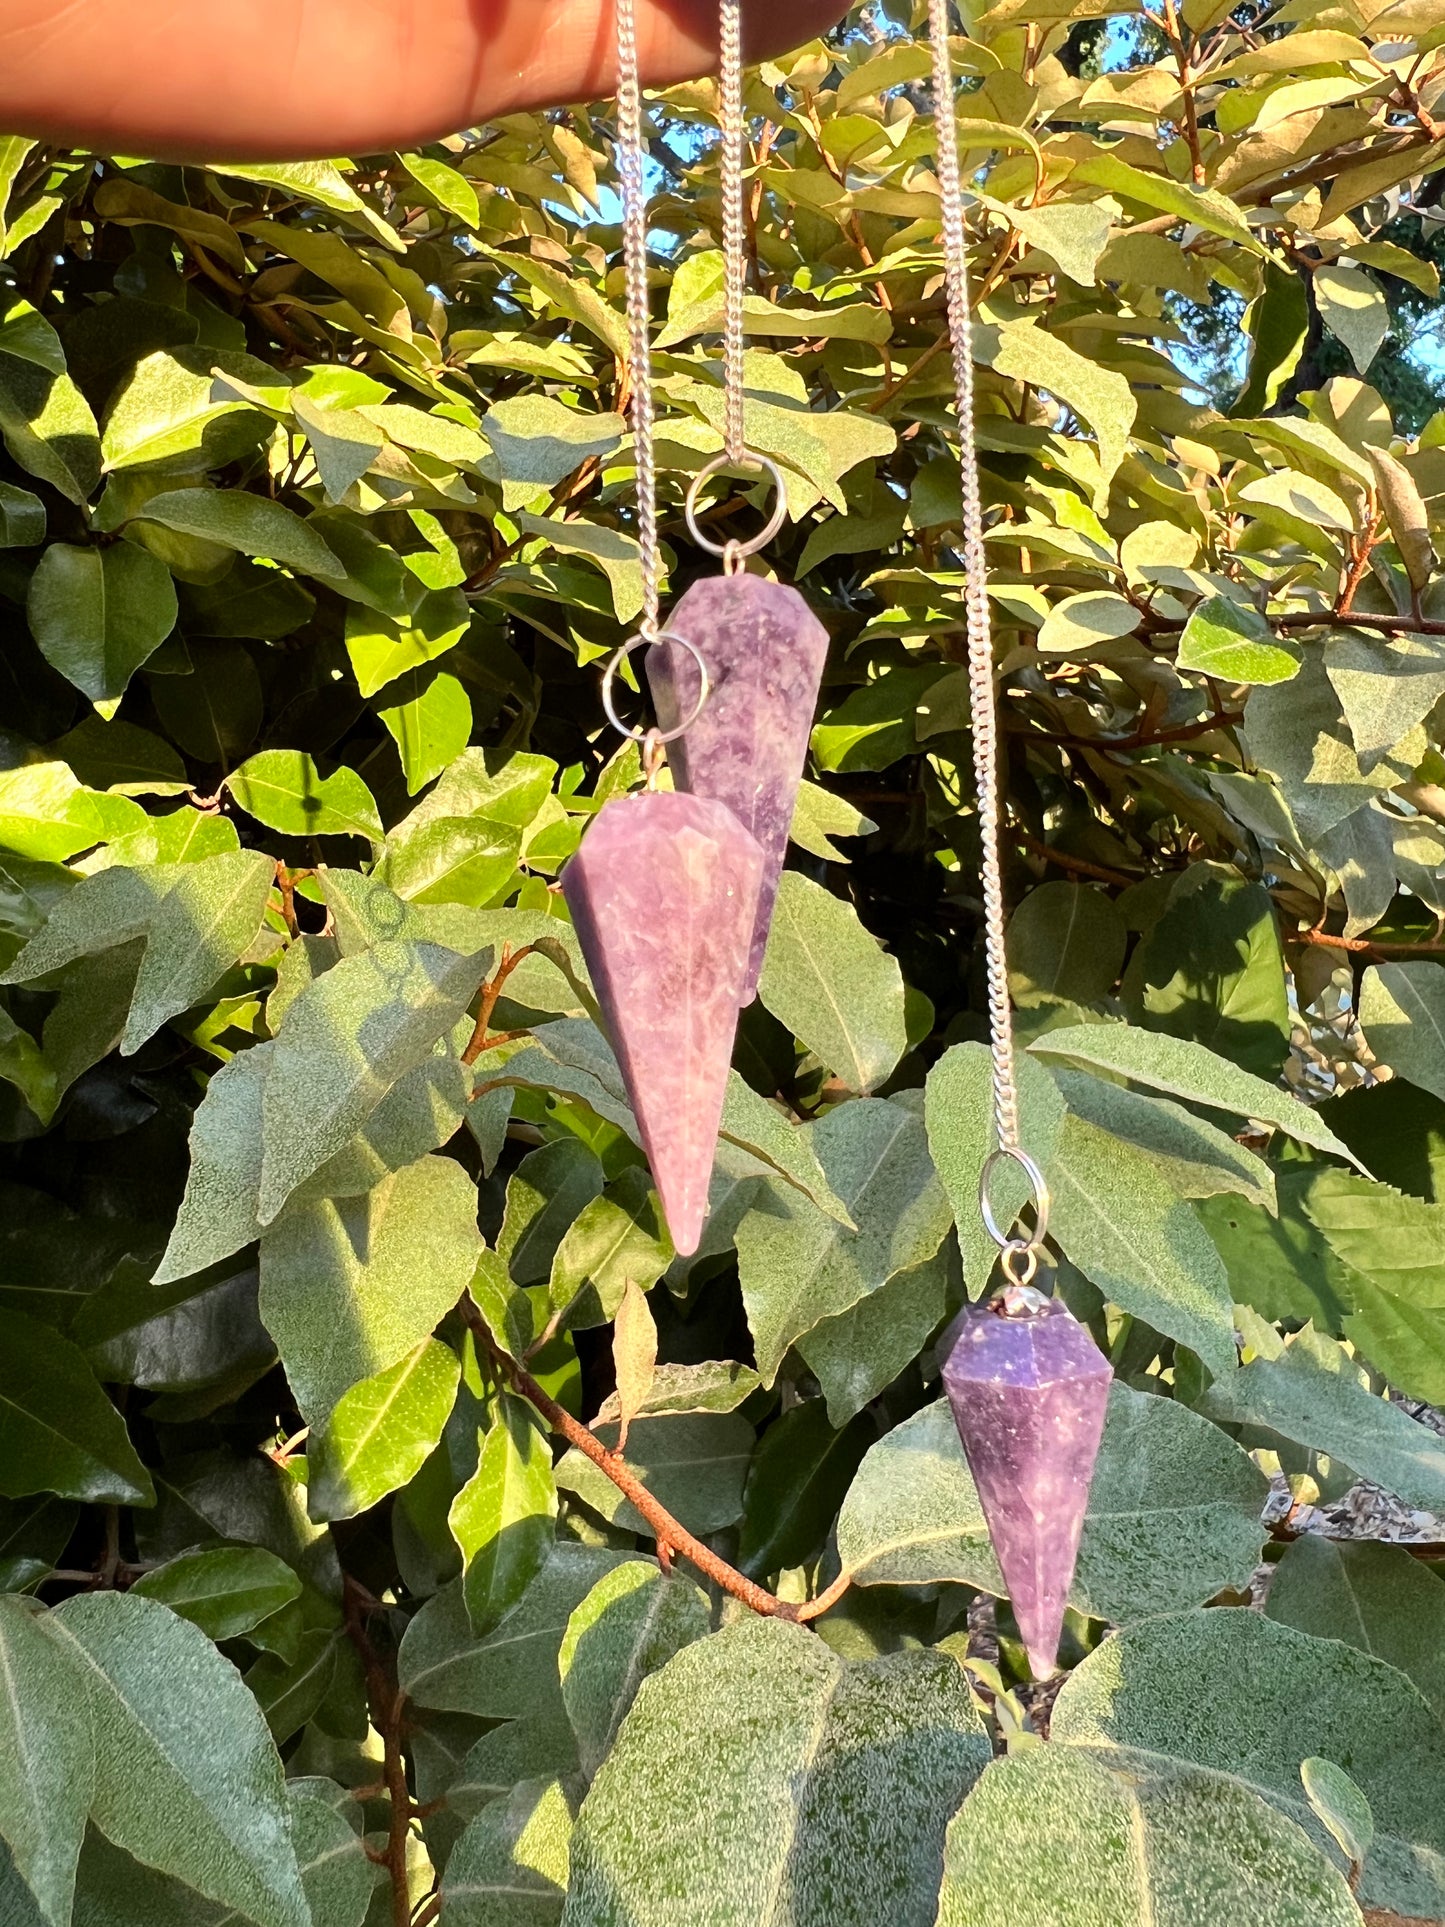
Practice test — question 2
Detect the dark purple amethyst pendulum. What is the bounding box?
[928,0,1112,1681]
[942,1271,1111,1677]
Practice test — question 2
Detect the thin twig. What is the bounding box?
[460,1297,840,1624]
[1300,930,1445,959]
[343,1577,412,1927]
[462,944,537,1067]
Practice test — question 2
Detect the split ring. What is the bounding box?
[600,628,710,745]
[979,1145,1052,1252]
[685,452,789,560]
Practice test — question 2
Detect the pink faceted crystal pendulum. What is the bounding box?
[926,0,1112,1676]
[648,535,829,1003]
[564,754,761,1257]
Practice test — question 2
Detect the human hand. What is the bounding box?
[0,0,848,163]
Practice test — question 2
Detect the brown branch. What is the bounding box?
[1162,0,1206,186]
[343,1577,412,1927]
[1337,507,1383,616]
[461,1297,836,1624]
[795,1570,853,1624]
[1008,711,1244,753]
[1299,930,1445,959]
[1013,826,1139,886]
[462,944,537,1067]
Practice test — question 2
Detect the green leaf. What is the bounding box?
[1267,1536,1445,1722]
[129,1545,302,1641]
[563,1619,990,1927]
[1236,260,1311,416]
[121,849,276,1052]
[27,541,177,715]
[376,666,472,795]
[1051,1112,1238,1378]
[257,938,487,1220]
[925,1042,1066,1292]
[555,1413,753,1537]
[481,396,625,487]
[548,1168,674,1330]
[1050,1068,1276,1210]
[449,1390,558,1636]
[1201,1324,1445,1512]
[289,1784,372,1927]
[100,346,271,472]
[48,1591,309,1927]
[1301,1756,1374,1871]
[258,1153,483,1423]
[499,1138,606,1287]
[1007,881,1126,1004]
[757,871,906,1093]
[1314,263,1388,373]
[399,1545,629,1721]
[1177,596,1300,686]
[400,152,481,227]
[1028,1023,1364,1167]
[936,1744,1362,1927]
[1325,631,1445,768]
[136,489,347,582]
[559,1564,710,1778]
[1036,590,1140,655]
[798,1244,955,1424]
[0,480,44,547]
[1359,961,1445,1104]
[225,749,383,842]
[211,159,402,249]
[0,1494,78,1592]
[443,1778,572,1927]
[988,320,1136,505]
[1243,653,1416,850]
[1051,1607,1445,1919]
[736,1097,951,1384]
[1072,152,1258,249]
[838,1383,1265,1619]
[377,815,524,907]
[308,1337,461,1522]
[0,1593,93,1927]
[738,1396,874,1580]
[1305,1168,1445,1305]
[0,1308,153,1504]
[0,349,100,505]
[344,587,471,700]
[594,1360,762,1423]
[788,781,877,862]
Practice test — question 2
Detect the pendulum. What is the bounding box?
[648,569,828,1002]
[645,0,830,1003]
[928,0,1114,1677]
[558,0,764,1259]
[564,725,763,1259]
[942,1278,1112,1677]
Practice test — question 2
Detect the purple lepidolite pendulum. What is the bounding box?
[941,1288,1112,1677]
[563,790,763,1257]
[647,573,828,1002]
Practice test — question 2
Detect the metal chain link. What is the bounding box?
[927,0,1049,1254]
[615,0,662,638]
[719,0,748,465]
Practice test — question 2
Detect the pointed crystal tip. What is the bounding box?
[942,1295,1112,1678]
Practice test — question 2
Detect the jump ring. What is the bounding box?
[600,629,710,746]
[979,1145,1051,1252]
[685,451,789,560]
[999,1241,1040,1290]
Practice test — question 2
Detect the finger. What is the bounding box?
[0,0,848,164]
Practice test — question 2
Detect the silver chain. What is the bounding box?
[927,0,1049,1259]
[719,0,747,464]
[615,0,661,638]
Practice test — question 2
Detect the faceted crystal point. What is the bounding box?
[941,1296,1112,1678]
[647,574,830,1001]
[562,791,763,1257]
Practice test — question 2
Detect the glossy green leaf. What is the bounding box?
[27,541,177,714]
[129,1545,302,1640]
[308,1336,461,1521]
[136,488,347,581]
[0,1308,153,1504]
[225,749,383,842]
[1177,596,1300,686]
[450,1390,558,1636]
